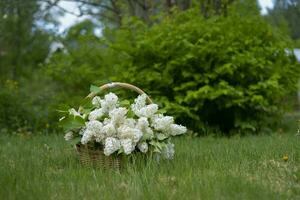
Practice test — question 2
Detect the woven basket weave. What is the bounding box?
[75,82,152,170]
[76,144,122,169]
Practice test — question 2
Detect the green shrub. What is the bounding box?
[44,21,122,131]
[0,80,34,132]
[105,9,300,134]
[46,20,117,107]
[0,72,58,133]
[45,10,300,134]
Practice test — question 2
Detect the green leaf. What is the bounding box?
[90,85,102,94]
[142,132,153,141]
[153,147,161,153]
[157,109,167,114]
[119,100,131,107]
[79,107,93,116]
[117,148,124,155]
[55,104,71,113]
[157,133,168,141]
[149,141,163,150]
[149,141,156,146]
[79,98,93,109]
[56,109,69,113]
[60,115,85,132]
[127,109,135,118]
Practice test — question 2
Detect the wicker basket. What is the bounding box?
[75,82,153,170]
[75,143,122,169]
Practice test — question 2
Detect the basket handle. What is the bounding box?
[87,82,153,104]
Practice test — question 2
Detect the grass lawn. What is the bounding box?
[0,132,299,200]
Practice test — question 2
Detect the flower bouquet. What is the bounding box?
[60,82,187,169]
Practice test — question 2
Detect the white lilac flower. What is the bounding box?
[121,139,135,155]
[86,120,103,133]
[86,120,105,142]
[136,117,149,130]
[135,104,158,118]
[169,124,187,136]
[88,108,104,121]
[104,137,121,156]
[118,126,142,143]
[102,123,117,137]
[92,96,102,107]
[132,94,147,111]
[136,117,153,139]
[124,118,136,128]
[81,129,94,144]
[151,114,174,132]
[161,143,175,160]
[138,142,148,153]
[64,131,73,141]
[109,107,128,125]
[101,92,118,113]
[145,127,154,138]
[132,94,158,118]
[105,92,118,104]
[117,125,132,139]
[132,128,143,143]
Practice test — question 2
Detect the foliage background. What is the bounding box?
[0,0,300,135]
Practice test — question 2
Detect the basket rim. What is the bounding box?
[86,82,153,104]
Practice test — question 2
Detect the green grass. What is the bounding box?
[0,133,299,200]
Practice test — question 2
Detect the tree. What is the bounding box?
[0,0,53,79]
[0,0,59,132]
[39,0,236,28]
[266,0,300,41]
[109,10,299,133]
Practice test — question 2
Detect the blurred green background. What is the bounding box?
[1,0,300,135]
